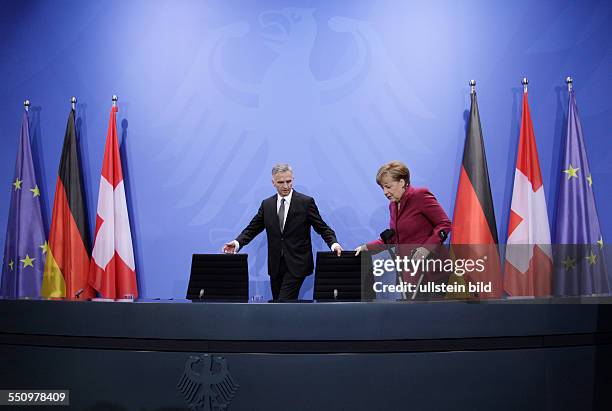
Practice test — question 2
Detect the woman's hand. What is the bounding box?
[412,246,430,261]
[354,244,368,256]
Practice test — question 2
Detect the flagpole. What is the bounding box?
[112,95,118,107]
[566,76,573,92]
[469,79,476,94]
[71,97,77,111]
[522,78,528,93]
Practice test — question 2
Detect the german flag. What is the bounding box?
[41,108,93,299]
[450,87,502,298]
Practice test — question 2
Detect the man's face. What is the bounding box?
[272,171,293,197]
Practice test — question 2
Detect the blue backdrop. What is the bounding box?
[1,0,611,299]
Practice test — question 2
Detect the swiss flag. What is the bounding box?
[89,105,138,299]
[504,92,552,297]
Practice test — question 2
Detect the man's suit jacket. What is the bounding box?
[236,191,338,278]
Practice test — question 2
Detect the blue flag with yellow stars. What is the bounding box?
[553,89,608,296]
[1,111,47,297]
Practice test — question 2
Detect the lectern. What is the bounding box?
[314,251,374,301]
[187,254,248,301]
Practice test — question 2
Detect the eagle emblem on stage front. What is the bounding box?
[177,354,240,411]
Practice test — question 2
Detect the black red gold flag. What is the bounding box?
[42,108,93,299]
[450,90,502,299]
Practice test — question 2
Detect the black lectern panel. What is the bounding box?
[314,251,373,301]
[187,254,248,301]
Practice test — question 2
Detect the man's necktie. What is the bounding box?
[278,198,286,232]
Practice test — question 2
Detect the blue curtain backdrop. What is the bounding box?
[1,0,611,299]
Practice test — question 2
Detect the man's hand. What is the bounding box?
[222,241,237,254]
[332,243,343,257]
[354,244,367,256]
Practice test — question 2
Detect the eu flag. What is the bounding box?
[1,110,47,297]
[553,89,608,296]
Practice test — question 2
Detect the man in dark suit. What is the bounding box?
[223,164,343,300]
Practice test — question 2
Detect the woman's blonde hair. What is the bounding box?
[375,161,410,187]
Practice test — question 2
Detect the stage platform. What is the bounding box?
[1,298,611,410]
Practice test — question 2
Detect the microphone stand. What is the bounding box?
[411,261,425,300]
[411,230,448,300]
[380,229,407,300]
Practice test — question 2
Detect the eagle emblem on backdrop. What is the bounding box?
[177,354,239,411]
[152,7,435,278]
